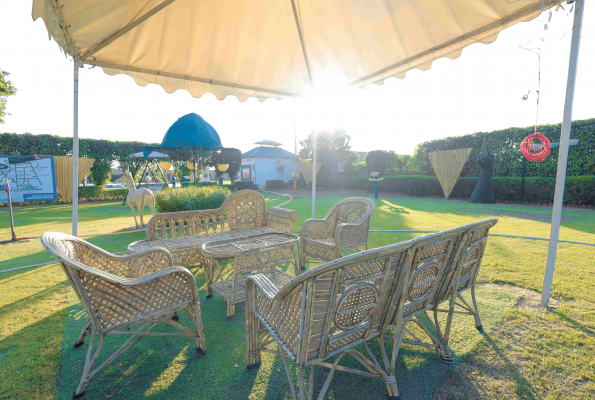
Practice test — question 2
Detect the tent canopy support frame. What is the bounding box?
[541,0,585,307]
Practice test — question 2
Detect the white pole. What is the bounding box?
[293,98,298,177]
[541,0,584,307]
[72,60,80,236]
[311,130,317,218]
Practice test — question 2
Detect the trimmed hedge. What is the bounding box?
[317,175,595,205]
[413,118,595,178]
[233,181,257,191]
[78,187,128,201]
[154,186,231,213]
[265,180,290,190]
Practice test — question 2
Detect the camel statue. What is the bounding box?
[116,172,156,228]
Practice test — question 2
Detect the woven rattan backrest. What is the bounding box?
[227,190,267,230]
[438,219,497,301]
[275,240,413,364]
[325,197,375,230]
[41,232,98,324]
[401,233,467,319]
[146,190,266,240]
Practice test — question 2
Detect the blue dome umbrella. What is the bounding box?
[142,113,230,185]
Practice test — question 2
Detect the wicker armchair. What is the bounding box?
[41,232,206,399]
[246,219,497,399]
[299,197,375,270]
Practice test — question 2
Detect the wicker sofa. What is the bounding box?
[245,219,497,399]
[127,190,298,296]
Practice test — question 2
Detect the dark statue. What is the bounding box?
[470,150,495,204]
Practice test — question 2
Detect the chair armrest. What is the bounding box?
[78,265,193,287]
[76,243,174,278]
[267,207,298,233]
[246,274,303,346]
[246,273,284,300]
[301,218,335,241]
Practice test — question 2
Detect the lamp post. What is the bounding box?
[291,171,298,194]
[369,172,382,200]
[217,164,229,185]
[2,179,17,242]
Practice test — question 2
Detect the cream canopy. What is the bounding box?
[34,0,564,101]
[32,0,585,308]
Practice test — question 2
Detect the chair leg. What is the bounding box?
[432,308,454,364]
[227,303,236,319]
[299,241,306,270]
[245,303,261,369]
[279,344,297,400]
[74,327,103,399]
[470,286,483,333]
[74,319,92,348]
[203,259,214,298]
[298,367,306,400]
[189,303,207,354]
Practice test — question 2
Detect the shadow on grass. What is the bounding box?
[0,280,68,316]
[0,233,145,273]
[0,302,70,399]
[0,201,140,229]
[483,333,538,399]
[553,310,595,337]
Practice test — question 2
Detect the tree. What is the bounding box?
[299,129,352,178]
[342,151,360,175]
[274,159,287,179]
[364,150,399,176]
[390,154,412,175]
[0,71,17,124]
[207,148,242,183]
[90,162,112,187]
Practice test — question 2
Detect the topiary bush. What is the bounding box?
[154,186,231,213]
[318,175,595,205]
[233,181,257,191]
[265,180,286,190]
[406,180,423,196]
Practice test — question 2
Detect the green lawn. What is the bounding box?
[1,193,594,399]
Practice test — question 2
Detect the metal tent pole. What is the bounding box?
[541,0,585,307]
[192,148,197,185]
[294,99,298,179]
[72,60,80,236]
[311,130,317,218]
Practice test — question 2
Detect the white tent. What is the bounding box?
[32,0,585,306]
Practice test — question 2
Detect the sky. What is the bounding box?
[1,1,594,156]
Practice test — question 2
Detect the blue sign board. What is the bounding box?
[0,155,58,203]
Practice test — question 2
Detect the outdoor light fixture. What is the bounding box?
[217,164,229,172]
[187,162,194,170]
[522,90,530,100]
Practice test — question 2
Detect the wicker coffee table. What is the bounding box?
[201,232,299,318]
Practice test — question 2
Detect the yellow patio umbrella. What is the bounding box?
[32,0,585,307]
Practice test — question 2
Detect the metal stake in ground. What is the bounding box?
[2,178,17,242]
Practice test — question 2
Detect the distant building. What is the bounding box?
[240,141,298,187]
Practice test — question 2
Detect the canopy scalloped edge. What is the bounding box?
[98,64,288,103]
[352,1,558,88]
[33,0,562,102]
